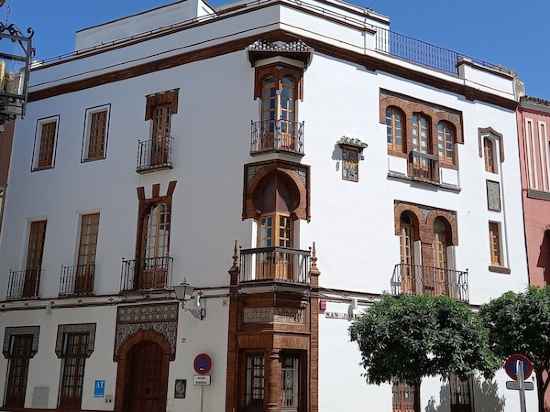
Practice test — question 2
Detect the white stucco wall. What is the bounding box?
[0,0,531,410]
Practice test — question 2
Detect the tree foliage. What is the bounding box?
[349,294,499,387]
[480,287,550,412]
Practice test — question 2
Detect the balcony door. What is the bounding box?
[399,213,419,294]
[411,114,431,179]
[150,104,171,166]
[433,218,451,297]
[24,221,47,298]
[260,75,297,151]
[256,213,294,281]
[140,203,170,289]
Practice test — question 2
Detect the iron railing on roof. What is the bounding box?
[374,26,507,77]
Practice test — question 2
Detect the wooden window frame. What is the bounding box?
[241,351,265,410]
[386,106,405,154]
[411,113,432,154]
[81,104,110,162]
[32,115,59,172]
[483,137,497,174]
[489,221,503,267]
[437,121,456,166]
[257,212,294,248]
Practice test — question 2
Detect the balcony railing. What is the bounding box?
[7,269,41,300]
[250,120,304,155]
[239,247,310,285]
[408,151,440,183]
[391,263,469,303]
[59,264,95,297]
[136,137,174,173]
[120,256,173,293]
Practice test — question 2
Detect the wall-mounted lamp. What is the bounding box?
[174,279,206,320]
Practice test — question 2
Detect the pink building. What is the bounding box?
[517,96,550,288]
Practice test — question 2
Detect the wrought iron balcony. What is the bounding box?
[391,263,469,303]
[239,247,310,285]
[250,120,304,155]
[7,269,41,300]
[59,264,95,297]
[120,256,173,293]
[408,151,440,183]
[136,137,174,173]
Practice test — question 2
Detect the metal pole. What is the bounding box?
[200,385,204,412]
[518,360,526,412]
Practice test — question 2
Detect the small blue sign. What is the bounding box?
[94,380,105,398]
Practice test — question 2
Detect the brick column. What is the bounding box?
[266,349,282,412]
[309,242,320,412]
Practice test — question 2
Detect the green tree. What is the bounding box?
[349,294,499,412]
[480,287,550,412]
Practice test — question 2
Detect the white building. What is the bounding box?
[0,0,536,411]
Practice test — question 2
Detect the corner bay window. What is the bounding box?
[255,65,302,153]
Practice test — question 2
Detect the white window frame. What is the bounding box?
[32,115,59,171]
[81,104,110,162]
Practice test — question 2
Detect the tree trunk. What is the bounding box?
[414,380,421,412]
[536,369,546,412]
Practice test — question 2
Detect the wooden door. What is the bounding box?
[433,220,450,297]
[126,342,166,412]
[399,216,415,294]
[24,221,46,297]
[151,105,171,166]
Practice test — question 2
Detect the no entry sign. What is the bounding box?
[194,353,213,375]
[504,354,534,381]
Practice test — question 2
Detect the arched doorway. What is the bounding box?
[115,330,171,412]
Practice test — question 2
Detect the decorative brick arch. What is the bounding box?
[114,329,171,412]
[394,202,423,241]
[426,211,459,246]
[243,160,310,221]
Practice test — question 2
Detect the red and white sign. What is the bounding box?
[193,353,213,375]
[504,354,533,381]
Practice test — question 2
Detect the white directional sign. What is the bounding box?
[506,381,534,391]
[193,375,211,386]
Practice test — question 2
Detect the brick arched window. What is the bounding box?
[437,121,456,165]
[386,106,405,153]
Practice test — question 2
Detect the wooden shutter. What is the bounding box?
[77,214,100,266]
[489,222,502,266]
[152,105,171,143]
[37,121,56,168]
[26,221,47,270]
[87,110,107,160]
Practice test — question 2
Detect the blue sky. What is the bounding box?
[6,0,550,99]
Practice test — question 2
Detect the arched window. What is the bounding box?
[400,213,416,267]
[484,137,496,173]
[437,121,455,164]
[144,203,170,260]
[412,114,430,154]
[386,106,404,152]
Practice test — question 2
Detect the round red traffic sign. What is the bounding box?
[504,354,533,380]
[193,353,213,375]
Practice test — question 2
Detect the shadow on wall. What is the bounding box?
[425,378,505,412]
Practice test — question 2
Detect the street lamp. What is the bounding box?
[174,279,206,320]
[0,22,34,126]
